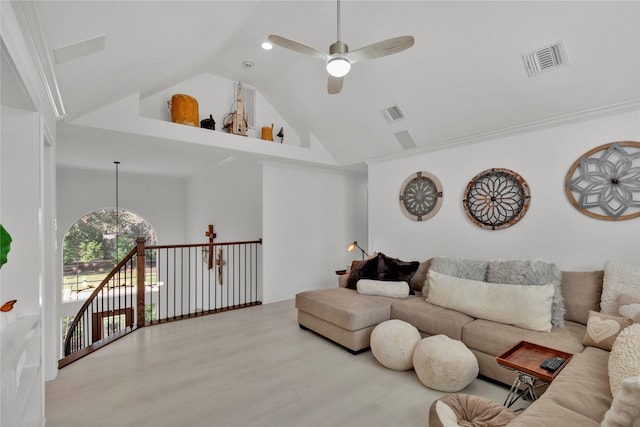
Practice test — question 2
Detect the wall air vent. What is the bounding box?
[522,41,568,77]
[383,105,406,122]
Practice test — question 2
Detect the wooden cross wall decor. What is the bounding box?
[205,224,216,270]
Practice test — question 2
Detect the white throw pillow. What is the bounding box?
[356,279,410,299]
[427,270,554,332]
[602,261,640,315]
[609,323,640,397]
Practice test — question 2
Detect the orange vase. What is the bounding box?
[170,94,199,126]
[261,125,274,141]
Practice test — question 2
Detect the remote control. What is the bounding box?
[540,356,565,372]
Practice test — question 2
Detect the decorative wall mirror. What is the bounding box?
[463,168,531,230]
[399,171,443,221]
[565,141,640,221]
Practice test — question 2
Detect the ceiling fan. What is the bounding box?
[268,0,415,95]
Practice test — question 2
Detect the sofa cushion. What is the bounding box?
[583,310,633,351]
[427,271,555,332]
[462,318,585,357]
[506,397,600,427]
[534,346,612,423]
[561,270,604,325]
[295,288,395,331]
[390,297,474,341]
[486,259,565,327]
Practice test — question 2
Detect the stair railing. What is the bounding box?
[59,237,262,368]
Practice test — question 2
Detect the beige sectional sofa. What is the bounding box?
[295,258,613,426]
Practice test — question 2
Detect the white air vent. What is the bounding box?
[522,41,568,77]
[383,105,406,122]
[394,130,417,149]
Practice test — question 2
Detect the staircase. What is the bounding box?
[59,237,262,368]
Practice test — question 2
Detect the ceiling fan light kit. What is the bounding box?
[268,0,414,94]
[326,57,351,77]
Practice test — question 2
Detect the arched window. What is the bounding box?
[62,208,157,302]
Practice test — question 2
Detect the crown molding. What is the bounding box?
[9,0,65,119]
[367,99,640,166]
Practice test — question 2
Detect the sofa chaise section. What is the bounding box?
[295,287,413,353]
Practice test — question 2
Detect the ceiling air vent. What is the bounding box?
[383,105,406,122]
[522,41,568,77]
[394,130,417,149]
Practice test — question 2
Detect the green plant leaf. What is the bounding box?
[0,225,12,269]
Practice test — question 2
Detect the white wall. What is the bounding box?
[0,107,40,313]
[2,3,60,389]
[56,166,187,330]
[262,162,368,303]
[368,109,640,271]
[185,157,262,243]
[57,167,187,247]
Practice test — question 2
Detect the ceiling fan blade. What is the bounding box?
[327,75,344,95]
[344,35,415,64]
[268,35,327,60]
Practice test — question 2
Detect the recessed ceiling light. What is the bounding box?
[261,41,273,50]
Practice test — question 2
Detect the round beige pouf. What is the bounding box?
[370,319,421,370]
[413,335,479,392]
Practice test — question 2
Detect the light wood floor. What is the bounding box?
[46,300,517,427]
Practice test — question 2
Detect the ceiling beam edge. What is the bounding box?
[367,99,640,166]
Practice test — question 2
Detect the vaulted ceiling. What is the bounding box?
[30,1,640,172]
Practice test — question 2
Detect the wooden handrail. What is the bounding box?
[62,245,139,356]
[146,239,262,250]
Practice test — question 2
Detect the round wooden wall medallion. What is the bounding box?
[399,171,443,221]
[565,141,640,221]
[463,168,531,230]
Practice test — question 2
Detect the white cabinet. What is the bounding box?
[1,313,44,427]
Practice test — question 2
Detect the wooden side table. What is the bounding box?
[496,341,572,408]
